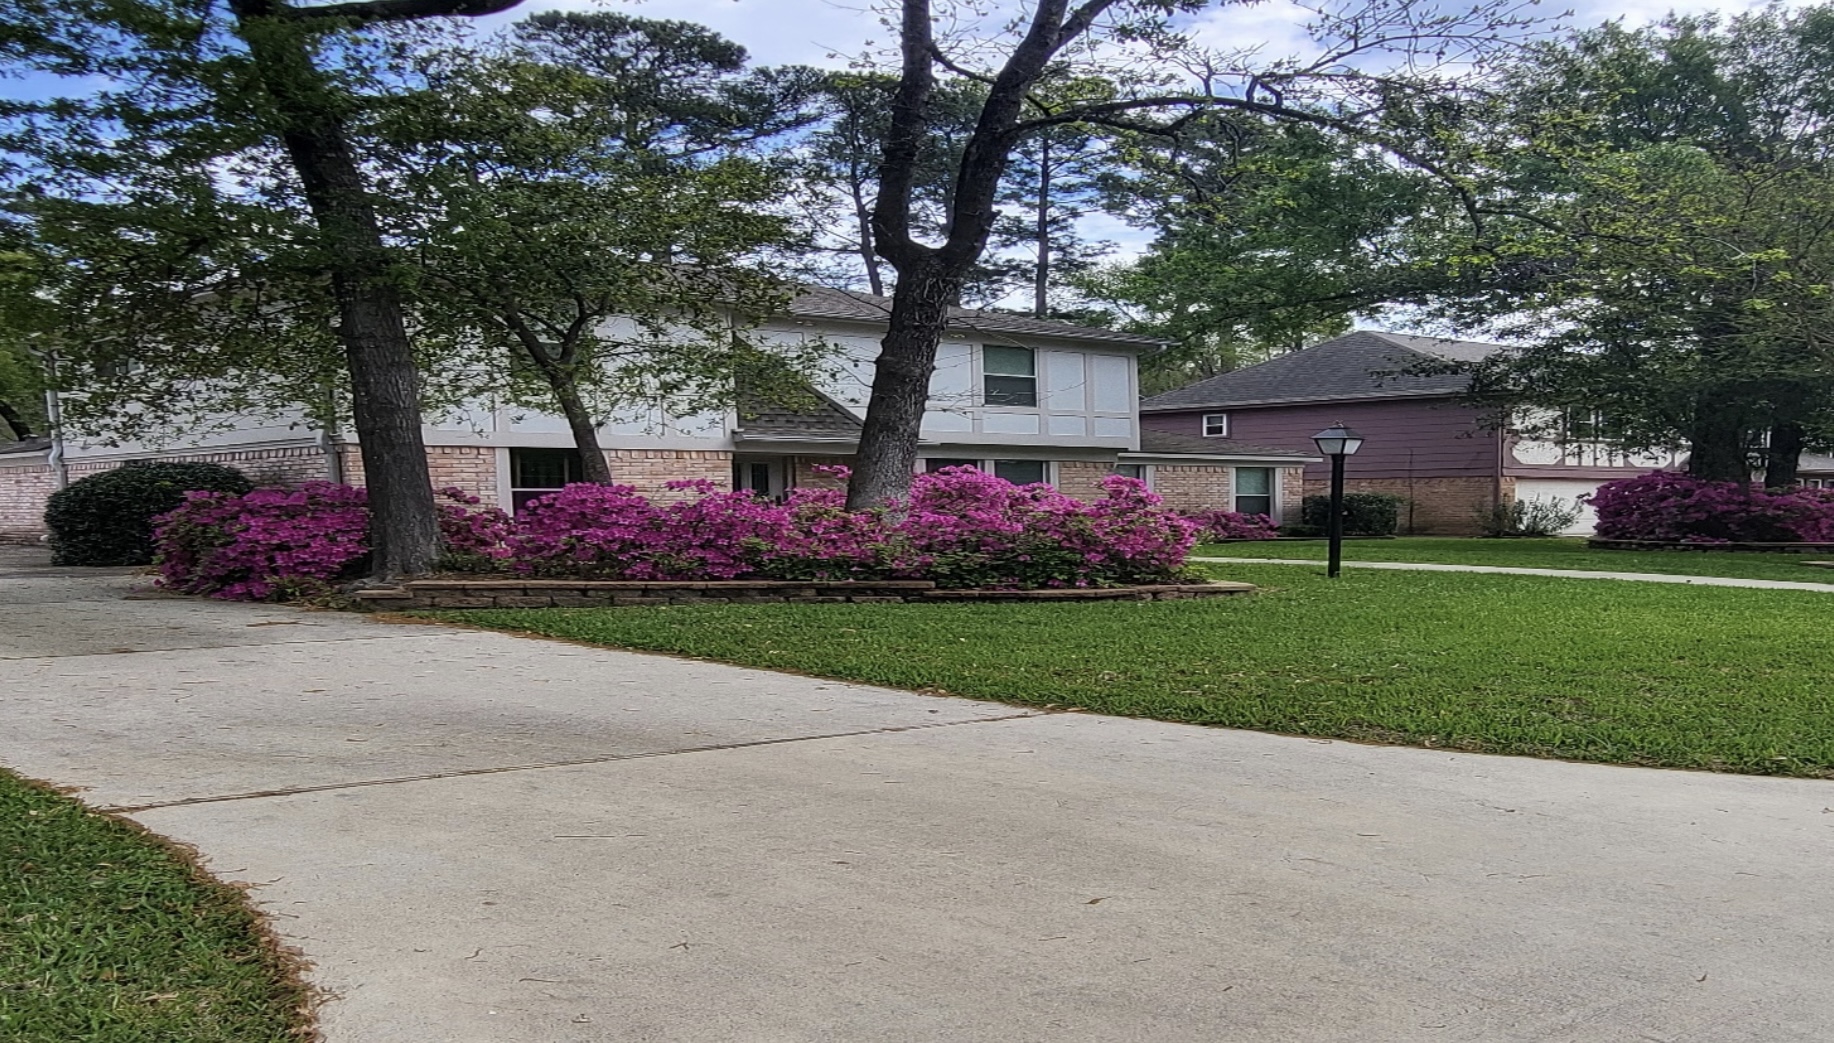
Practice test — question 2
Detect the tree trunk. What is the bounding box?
[0,399,32,440]
[848,169,884,296]
[232,5,440,578]
[1032,140,1051,320]
[1685,393,1752,482]
[544,369,615,485]
[1764,420,1805,488]
[845,263,958,510]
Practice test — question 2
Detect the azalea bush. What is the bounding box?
[154,486,509,600]
[1182,509,1280,542]
[1588,472,1834,544]
[152,466,1199,600]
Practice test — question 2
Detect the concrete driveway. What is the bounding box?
[3,547,1832,1042]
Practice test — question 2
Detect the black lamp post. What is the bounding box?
[1311,423,1365,578]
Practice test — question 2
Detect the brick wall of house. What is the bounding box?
[1,445,335,544]
[426,447,500,507]
[789,456,852,491]
[1150,465,1234,513]
[1281,466,1305,518]
[607,449,733,502]
[1055,460,1113,501]
[1303,475,1511,535]
[0,459,54,543]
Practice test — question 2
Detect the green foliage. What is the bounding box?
[0,767,310,1041]
[1477,498,1583,538]
[438,566,1834,777]
[1300,492,1404,536]
[45,461,252,567]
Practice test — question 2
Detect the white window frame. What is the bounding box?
[1232,465,1278,519]
[1112,462,1153,489]
[920,457,1056,486]
[1202,413,1230,437]
[981,346,1040,409]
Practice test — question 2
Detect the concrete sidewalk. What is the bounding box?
[1195,554,1834,591]
[3,547,1832,1042]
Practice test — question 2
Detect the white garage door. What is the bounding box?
[1515,478,1604,536]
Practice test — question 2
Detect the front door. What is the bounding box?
[733,456,786,499]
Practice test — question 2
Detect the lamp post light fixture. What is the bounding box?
[1311,423,1365,578]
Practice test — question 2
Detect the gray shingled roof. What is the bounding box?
[1130,430,1318,460]
[1140,330,1508,412]
[0,436,50,456]
[788,286,1167,348]
[732,386,863,441]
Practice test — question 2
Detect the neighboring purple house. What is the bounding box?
[1140,331,1680,535]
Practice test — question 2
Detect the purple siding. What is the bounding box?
[1143,398,1500,482]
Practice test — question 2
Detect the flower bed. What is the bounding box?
[152,467,1202,601]
[1588,472,1834,548]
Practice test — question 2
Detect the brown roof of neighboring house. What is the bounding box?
[787,286,1168,349]
[0,436,51,457]
[1141,330,1509,412]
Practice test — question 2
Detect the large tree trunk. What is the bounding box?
[1764,420,1805,488]
[0,399,32,440]
[1685,392,1753,482]
[1032,140,1051,320]
[544,370,615,485]
[845,264,959,510]
[232,4,440,578]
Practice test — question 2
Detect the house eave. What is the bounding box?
[1119,451,1322,466]
[1139,389,1465,413]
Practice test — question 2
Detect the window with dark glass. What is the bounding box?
[1113,463,1148,482]
[992,459,1048,485]
[924,457,980,473]
[982,346,1038,407]
[1233,467,1274,517]
[510,447,584,512]
[1202,413,1229,437]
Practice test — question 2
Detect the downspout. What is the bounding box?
[1493,410,1507,510]
[318,427,344,485]
[43,386,67,491]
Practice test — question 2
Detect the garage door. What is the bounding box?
[1515,478,1603,536]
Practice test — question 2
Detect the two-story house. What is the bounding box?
[0,287,1317,542]
[1141,330,1680,535]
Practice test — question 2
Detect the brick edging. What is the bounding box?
[354,578,1256,609]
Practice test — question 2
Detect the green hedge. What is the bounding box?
[45,461,253,566]
[1298,492,1405,536]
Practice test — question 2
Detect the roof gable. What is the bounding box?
[1141,330,1507,412]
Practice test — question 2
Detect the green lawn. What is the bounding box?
[1197,536,1834,584]
[428,564,1834,778]
[0,770,310,1042]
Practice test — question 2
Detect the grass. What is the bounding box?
[0,770,311,1043]
[425,564,1834,779]
[1196,536,1834,584]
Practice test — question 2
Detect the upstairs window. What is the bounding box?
[510,447,583,512]
[1203,413,1230,437]
[982,346,1037,407]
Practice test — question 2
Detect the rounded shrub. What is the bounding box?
[45,461,253,566]
[1300,492,1403,536]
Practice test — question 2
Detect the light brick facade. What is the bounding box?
[2,445,334,543]
[0,458,54,543]
[1304,475,1511,535]
[1053,460,1113,501]
[1147,465,1235,513]
[606,449,733,502]
[789,456,851,491]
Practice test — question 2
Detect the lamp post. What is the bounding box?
[1311,423,1365,578]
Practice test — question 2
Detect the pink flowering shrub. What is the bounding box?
[153,483,372,601]
[153,466,1200,600]
[1588,472,1834,543]
[1181,509,1280,542]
